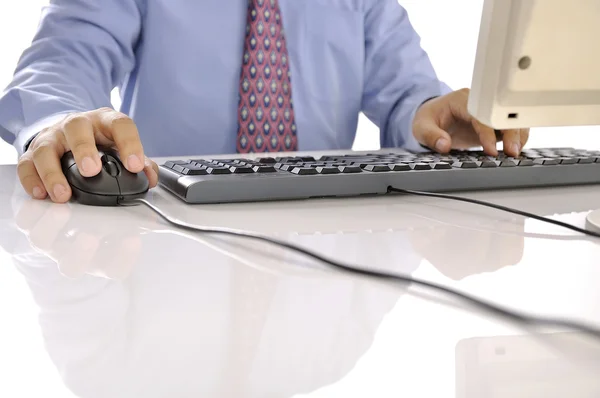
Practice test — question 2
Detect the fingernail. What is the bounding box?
[144,156,152,168]
[53,184,67,199]
[127,155,142,171]
[32,186,45,199]
[435,138,449,152]
[511,143,521,155]
[81,156,97,175]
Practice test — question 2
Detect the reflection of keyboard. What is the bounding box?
[158,148,600,204]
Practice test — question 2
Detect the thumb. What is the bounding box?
[414,121,452,153]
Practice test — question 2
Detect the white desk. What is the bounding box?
[1,156,600,397]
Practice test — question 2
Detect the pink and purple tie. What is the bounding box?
[237,0,298,153]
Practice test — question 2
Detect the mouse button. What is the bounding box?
[116,172,150,196]
[60,152,77,171]
[103,160,120,177]
[66,166,120,196]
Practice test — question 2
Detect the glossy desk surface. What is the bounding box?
[1,151,600,397]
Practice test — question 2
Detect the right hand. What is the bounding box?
[17,108,159,203]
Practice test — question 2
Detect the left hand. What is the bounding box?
[412,88,529,157]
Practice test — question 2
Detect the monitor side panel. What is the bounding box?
[468,0,600,129]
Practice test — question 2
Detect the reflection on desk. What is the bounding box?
[8,199,414,397]
[456,332,600,397]
[2,161,600,397]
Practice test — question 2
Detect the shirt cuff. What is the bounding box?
[14,112,71,156]
[389,80,453,153]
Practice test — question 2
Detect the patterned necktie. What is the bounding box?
[237,0,298,153]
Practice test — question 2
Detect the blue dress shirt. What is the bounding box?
[0,0,451,157]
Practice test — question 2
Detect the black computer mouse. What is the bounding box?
[61,146,149,206]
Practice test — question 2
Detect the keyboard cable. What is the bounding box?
[121,196,600,343]
[387,187,600,239]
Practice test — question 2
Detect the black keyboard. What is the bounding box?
[158,148,600,203]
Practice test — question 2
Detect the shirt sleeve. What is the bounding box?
[361,0,453,152]
[0,0,143,155]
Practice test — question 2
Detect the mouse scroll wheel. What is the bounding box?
[104,160,120,177]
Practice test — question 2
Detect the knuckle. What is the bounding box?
[97,107,114,114]
[32,141,57,159]
[70,138,95,153]
[108,113,134,129]
[39,169,64,184]
[62,114,90,131]
[16,158,34,176]
[20,174,40,189]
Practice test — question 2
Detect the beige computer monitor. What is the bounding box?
[468,0,600,130]
[467,0,600,232]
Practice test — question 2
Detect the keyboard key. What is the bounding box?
[163,160,190,169]
[252,165,277,173]
[315,167,341,174]
[363,164,391,172]
[481,160,499,168]
[516,159,534,166]
[325,162,347,167]
[229,166,254,174]
[276,157,303,163]
[338,165,362,173]
[173,164,209,175]
[319,156,340,161]
[389,163,411,171]
[452,161,480,169]
[534,158,559,166]
[500,160,517,167]
[575,157,594,164]
[173,164,193,173]
[275,163,294,171]
[559,157,577,165]
[182,167,208,176]
[432,162,452,170]
[258,157,276,164]
[299,156,316,162]
[206,167,232,175]
[350,162,375,168]
[410,163,433,170]
[291,167,318,175]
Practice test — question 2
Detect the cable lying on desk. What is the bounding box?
[122,197,600,343]
[388,187,600,239]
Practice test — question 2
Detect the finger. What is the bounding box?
[62,114,102,177]
[144,156,159,188]
[501,129,522,157]
[28,203,71,254]
[17,154,48,199]
[95,235,142,280]
[14,197,51,233]
[57,230,100,279]
[92,109,145,173]
[471,118,498,155]
[413,121,452,153]
[31,139,72,203]
[520,128,530,150]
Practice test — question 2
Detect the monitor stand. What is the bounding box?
[586,209,600,233]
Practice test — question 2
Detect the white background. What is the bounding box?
[1,0,599,165]
[0,2,600,397]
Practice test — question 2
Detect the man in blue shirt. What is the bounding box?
[0,0,528,203]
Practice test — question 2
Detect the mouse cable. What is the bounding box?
[387,187,600,239]
[122,197,600,343]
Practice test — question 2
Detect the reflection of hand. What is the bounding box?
[14,199,143,280]
[409,222,525,280]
